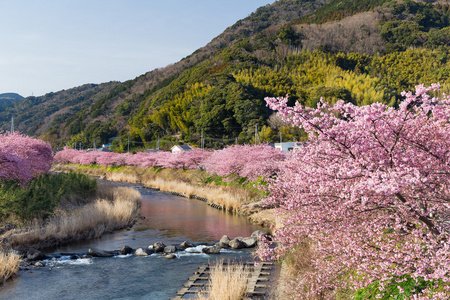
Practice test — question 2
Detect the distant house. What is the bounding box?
[171,145,192,154]
[274,142,303,153]
[145,148,160,153]
[96,147,112,152]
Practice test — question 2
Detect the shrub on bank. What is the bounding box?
[0,172,97,223]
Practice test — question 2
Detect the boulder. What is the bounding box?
[88,248,114,257]
[27,248,46,261]
[238,237,258,248]
[202,246,221,255]
[153,242,166,253]
[179,241,194,249]
[251,230,271,241]
[163,246,177,254]
[120,245,133,255]
[133,248,152,256]
[219,235,231,245]
[228,238,245,249]
[164,254,176,259]
[34,261,45,267]
[215,242,230,249]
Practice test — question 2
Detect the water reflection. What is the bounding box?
[138,189,258,242]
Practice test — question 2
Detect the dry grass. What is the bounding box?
[3,185,141,251]
[141,177,250,212]
[0,251,21,282]
[276,240,318,300]
[197,262,248,300]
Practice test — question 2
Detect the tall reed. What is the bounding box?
[197,262,248,300]
[0,251,21,282]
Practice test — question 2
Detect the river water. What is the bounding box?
[0,186,264,300]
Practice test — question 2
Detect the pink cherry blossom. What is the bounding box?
[0,132,52,183]
[258,84,450,298]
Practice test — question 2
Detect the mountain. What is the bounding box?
[1,0,449,150]
[0,93,24,108]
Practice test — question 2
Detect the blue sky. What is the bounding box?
[0,0,273,97]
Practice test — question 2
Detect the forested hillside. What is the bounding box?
[0,93,23,108]
[1,0,449,150]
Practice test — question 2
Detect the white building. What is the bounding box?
[274,142,303,153]
[171,145,192,154]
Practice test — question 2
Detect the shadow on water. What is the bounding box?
[0,185,264,300]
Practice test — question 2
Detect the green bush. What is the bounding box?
[0,172,97,222]
[354,275,446,299]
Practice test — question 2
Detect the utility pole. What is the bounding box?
[157,134,160,151]
[255,124,258,145]
[201,129,204,150]
[127,134,130,153]
[280,131,282,144]
[235,137,238,145]
[11,117,14,133]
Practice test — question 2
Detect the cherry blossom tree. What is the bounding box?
[204,144,285,181]
[0,132,52,183]
[258,84,450,298]
[165,148,212,170]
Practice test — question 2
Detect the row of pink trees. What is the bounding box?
[258,84,450,298]
[54,148,210,169]
[0,132,53,184]
[54,145,285,181]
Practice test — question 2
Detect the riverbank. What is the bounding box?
[2,184,141,252]
[0,182,141,282]
[52,164,277,228]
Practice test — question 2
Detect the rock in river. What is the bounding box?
[153,242,166,253]
[27,248,47,261]
[202,246,221,255]
[219,235,231,245]
[120,245,133,255]
[88,248,114,257]
[239,237,257,248]
[164,246,177,254]
[134,248,153,256]
[228,238,245,249]
[179,241,194,249]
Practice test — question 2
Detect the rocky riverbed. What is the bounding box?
[16,230,271,269]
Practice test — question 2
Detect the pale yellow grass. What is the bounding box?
[108,172,251,212]
[277,240,317,300]
[0,251,21,282]
[4,185,141,251]
[197,262,248,300]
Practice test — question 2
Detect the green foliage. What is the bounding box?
[278,25,302,46]
[294,0,391,24]
[380,0,450,52]
[354,275,446,300]
[0,173,97,222]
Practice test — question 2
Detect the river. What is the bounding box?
[0,185,264,299]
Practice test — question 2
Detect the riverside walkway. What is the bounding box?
[171,261,275,299]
